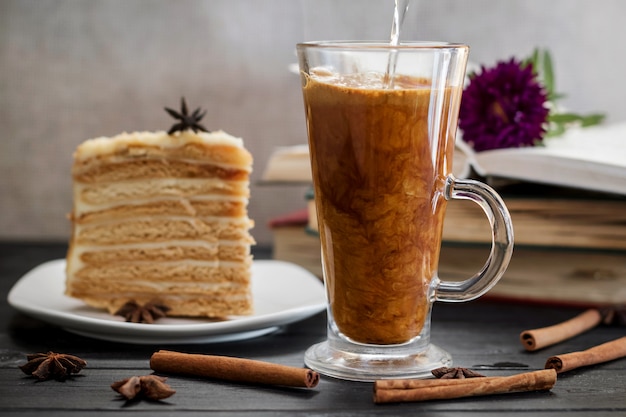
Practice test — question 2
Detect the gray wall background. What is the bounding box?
[2,0,625,245]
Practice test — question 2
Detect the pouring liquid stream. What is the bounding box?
[384,0,411,89]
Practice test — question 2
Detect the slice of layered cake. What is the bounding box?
[65,103,254,318]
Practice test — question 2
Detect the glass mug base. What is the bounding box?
[304,339,452,382]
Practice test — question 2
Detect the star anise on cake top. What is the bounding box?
[19,352,87,381]
[431,367,485,379]
[114,300,170,324]
[165,97,209,135]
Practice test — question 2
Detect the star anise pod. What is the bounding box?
[111,375,176,401]
[114,300,170,324]
[19,352,87,381]
[600,306,626,326]
[165,97,209,134]
[432,367,485,379]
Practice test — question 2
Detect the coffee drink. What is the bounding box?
[302,71,461,345]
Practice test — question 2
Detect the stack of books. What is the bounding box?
[262,123,626,306]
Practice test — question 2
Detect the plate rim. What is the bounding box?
[64,326,282,345]
[8,258,326,343]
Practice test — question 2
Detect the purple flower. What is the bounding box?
[459,59,549,152]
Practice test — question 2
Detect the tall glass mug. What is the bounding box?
[297,41,514,381]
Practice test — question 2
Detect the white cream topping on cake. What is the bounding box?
[75,130,246,160]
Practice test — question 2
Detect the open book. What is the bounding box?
[455,122,626,196]
[261,144,312,183]
[262,123,626,195]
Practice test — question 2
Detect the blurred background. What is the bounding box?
[2,0,625,246]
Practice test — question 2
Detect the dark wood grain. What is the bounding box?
[1,242,624,416]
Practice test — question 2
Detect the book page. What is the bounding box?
[538,122,626,167]
[261,145,312,182]
[462,122,626,195]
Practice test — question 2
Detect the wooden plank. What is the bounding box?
[1,243,625,415]
[2,366,625,412]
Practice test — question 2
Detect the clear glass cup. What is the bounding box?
[297,41,514,381]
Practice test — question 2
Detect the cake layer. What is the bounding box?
[69,261,250,285]
[76,242,250,264]
[73,218,254,245]
[74,293,253,317]
[76,178,250,205]
[73,198,249,222]
[73,158,250,183]
[66,262,252,316]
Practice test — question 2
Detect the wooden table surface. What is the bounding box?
[1,242,624,416]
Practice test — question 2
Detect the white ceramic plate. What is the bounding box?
[8,259,326,344]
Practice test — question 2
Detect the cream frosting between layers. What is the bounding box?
[66,257,252,286]
[74,178,250,206]
[73,215,253,234]
[73,194,251,217]
[68,241,252,272]
[69,279,251,293]
[73,215,253,228]
[74,239,251,251]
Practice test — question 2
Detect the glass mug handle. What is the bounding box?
[436,176,515,302]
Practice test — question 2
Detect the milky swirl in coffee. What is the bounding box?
[302,70,460,345]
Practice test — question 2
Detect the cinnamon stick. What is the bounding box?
[545,336,626,373]
[373,369,557,404]
[150,350,319,388]
[520,309,602,351]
